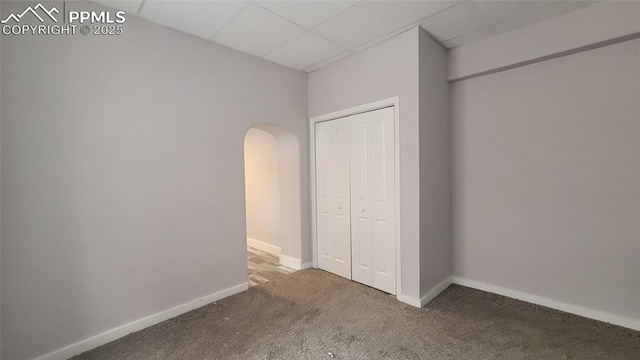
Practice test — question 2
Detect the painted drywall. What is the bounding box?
[0,2,2,356]
[448,1,640,80]
[418,29,451,298]
[244,128,282,251]
[309,27,421,300]
[452,38,640,324]
[0,1,309,359]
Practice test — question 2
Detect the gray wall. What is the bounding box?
[452,38,640,321]
[0,1,2,356]
[309,27,422,299]
[448,1,640,80]
[0,1,309,359]
[418,29,451,296]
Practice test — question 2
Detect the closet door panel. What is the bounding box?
[332,119,352,278]
[370,107,396,294]
[315,118,351,279]
[349,112,373,286]
[315,121,332,272]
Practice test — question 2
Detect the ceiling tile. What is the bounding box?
[439,1,595,49]
[312,0,460,49]
[92,0,143,14]
[258,0,358,29]
[490,1,596,34]
[304,50,352,72]
[473,0,553,25]
[213,5,307,57]
[141,0,248,39]
[420,2,488,42]
[441,27,495,48]
[265,32,346,70]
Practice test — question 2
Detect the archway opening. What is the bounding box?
[243,124,302,286]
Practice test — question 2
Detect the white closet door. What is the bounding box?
[369,107,396,294]
[315,107,396,295]
[349,112,373,286]
[315,118,352,279]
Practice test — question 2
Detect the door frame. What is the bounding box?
[309,96,401,297]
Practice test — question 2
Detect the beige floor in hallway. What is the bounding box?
[247,246,295,287]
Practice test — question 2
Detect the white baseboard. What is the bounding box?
[396,293,422,308]
[279,254,302,270]
[301,262,313,269]
[34,282,249,360]
[452,276,640,331]
[247,237,281,256]
[420,277,453,307]
[396,277,453,308]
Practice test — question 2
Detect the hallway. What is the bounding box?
[247,247,295,287]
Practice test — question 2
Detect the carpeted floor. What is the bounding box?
[73,269,640,360]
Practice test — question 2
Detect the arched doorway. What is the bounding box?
[243,124,302,286]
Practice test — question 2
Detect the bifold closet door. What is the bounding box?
[315,107,396,294]
[315,118,352,279]
[350,107,396,294]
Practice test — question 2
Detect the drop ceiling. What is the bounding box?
[94,0,596,72]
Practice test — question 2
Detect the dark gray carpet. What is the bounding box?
[73,269,640,360]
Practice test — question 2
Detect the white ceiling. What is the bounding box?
[94,0,596,72]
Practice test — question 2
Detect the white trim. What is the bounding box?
[452,277,640,331]
[420,277,453,307]
[246,237,281,256]
[309,117,317,268]
[396,293,422,308]
[279,254,302,270]
[397,277,452,309]
[33,282,249,360]
[301,262,313,269]
[309,96,402,301]
[310,97,399,124]
[393,101,401,300]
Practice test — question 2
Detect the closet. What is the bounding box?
[315,106,396,294]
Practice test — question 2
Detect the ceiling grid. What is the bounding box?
[94,0,597,72]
